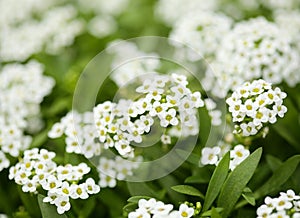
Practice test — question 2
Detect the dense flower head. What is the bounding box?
[9,148,100,214]
[93,73,204,157]
[169,11,232,60]
[97,156,142,188]
[107,41,160,87]
[226,79,287,137]
[128,198,195,218]
[257,190,300,218]
[203,17,300,98]
[201,143,250,170]
[0,61,54,172]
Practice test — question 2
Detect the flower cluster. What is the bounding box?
[94,73,204,157]
[155,0,218,26]
[169,11,232,60]
[201,144,250,170]
[257,190,300,218]
[128,198,195,218]
[49,74,204,158]
[78,0,129,38]
[203,17,300,98]
[0,61,54,172]
[226,79,287,137]
[97,156,141,188]
[9,148,100,214]
[0,4,83,62]
[275,10,300,52]
[48,111,103,159]
[107,41,160,87]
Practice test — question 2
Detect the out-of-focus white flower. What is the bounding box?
[169,11,232,60]
[108,41,160,87]
[87,15,117,38]
[0,5,84,62]
[204,17,300,98]
[155,0,218,26]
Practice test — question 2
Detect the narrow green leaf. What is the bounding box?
[127,196,152,203]
[254,155,300,198]
[273,98,300,151]
[123,202,137,213]
[18,187,41,218]
[203,152,230,211]
[37,194,67,218]
[217,148,262,217]
[201,208,223,217]
[171,185,205,199]
[242,187,255,206]
[266,155,282,172]
[211,207,222,218]
[185,175,210,184]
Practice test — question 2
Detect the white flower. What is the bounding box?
[159,109,179,127]
[280,189,300,201]
[85,178,100,194]
[43,175,62,191]
[273,196,293,211]
[178,204,194,218]
[257,205,273,218]
[99,173,117,188]
[0,151,9,172]
[152,201,173,217]
[139,198,157,213]
[70,183,89,199]
[128,208,151,218]
[161,134,171,144]
[230,145,250,170]
[48,123,65,138]
[54,195,71,214]
[201,147,221,165]
[22,178,38,193]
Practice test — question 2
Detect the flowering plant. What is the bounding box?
[0,0,300,218]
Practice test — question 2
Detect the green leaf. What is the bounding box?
[242,187,255,206]
[127,182,166,200]
[127,196,152,204]
[185,175,210,184]
[18,187,41,218]
[175,149,201,165]
[201,208,223,217]
[265,155,282,172]
[211,207,222,218]
[273,98,300,151]
[203,152,230,211]
[122,202,138,213]
[217,148,262,217]
[254,155,300,198]
[37,194,67,218]
[171,185,205,199]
